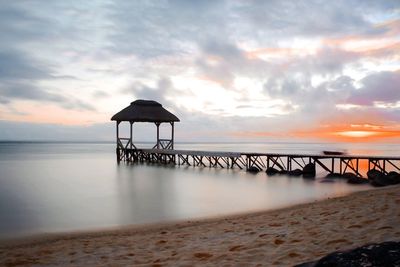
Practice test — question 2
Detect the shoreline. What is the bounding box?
[1,185,399,266]
[0,185,374,246]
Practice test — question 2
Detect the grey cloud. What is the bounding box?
[0,50,51,81]
[197,41,358,95]
[261,47,359,110]
[0,121,113,141]
[122,77,179,108]
[263,70,400,128]
[232,0,397,39]
[302,48,359,75]
[202,41,244,61]
[196,41,364,121]
[0,98,10,105]
[0,3,52,49]
[274,47,360,77]
[347,71,400,106]
[92,90,109,98]
[264,75,308,98]
[0,82,63,102]
[0,81,95,111]
[106,0,399,60]
[107,0,229,58]
[0,50,79,81]
[196,41,271,87]
[0,1,112,49]
[323,76,355,92]
[59,99,96,111]
[0,50,64,103]
[106,0,394,62]
[0,50,94,111]
[264,74,355,117]
[0,2,97,112]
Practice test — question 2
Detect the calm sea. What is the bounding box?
[0,141,398,239]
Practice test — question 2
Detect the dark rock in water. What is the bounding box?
[288,169,303,176]
[325,173,344,179]
[266,167,279,175]
[370,177,388,187]
[344,173,368,184]
[348,177,369,184]
[294,241,400,267]
[247,166,260,173]
[372,171,400,186]
[367,169,389,187]
[342,172,357,179]
[367,169,384,181]
[387,171,400,185]
[279,170,288,175]
[303,163,316,178]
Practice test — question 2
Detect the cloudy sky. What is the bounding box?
[0,0,399,142]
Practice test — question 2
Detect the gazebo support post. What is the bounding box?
[116,121,121,162]
[171,122,174,150]
[156,122,160,149]
[116,121,120,143]
[130,121,133,149]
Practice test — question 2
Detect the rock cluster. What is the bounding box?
[295,241,400,267]
[246,166,261,173]
[323,169,400,187]
[367,169,400,187]
[265,163,317,178]
[249,164,400,187]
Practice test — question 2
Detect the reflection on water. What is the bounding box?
[0,142,396,239]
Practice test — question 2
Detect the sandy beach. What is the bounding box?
[1,185,399,267]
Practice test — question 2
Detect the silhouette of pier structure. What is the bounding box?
[112,100,400,178]
[120,148,400,178]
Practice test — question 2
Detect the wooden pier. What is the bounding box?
[118,148,400,178]
[111,100,400,180]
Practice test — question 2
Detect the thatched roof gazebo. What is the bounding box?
[111,100,179,161]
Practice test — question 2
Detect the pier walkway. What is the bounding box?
[117,148,400,178]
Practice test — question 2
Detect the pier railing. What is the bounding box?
[152,139,173,150]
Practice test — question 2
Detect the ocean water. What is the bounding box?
[0,141,397,239]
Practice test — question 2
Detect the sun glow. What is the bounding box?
[335,131,377,138]
[289,121,400,142]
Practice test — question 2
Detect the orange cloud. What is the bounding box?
[322,19,400,55]
[247,19,400,62]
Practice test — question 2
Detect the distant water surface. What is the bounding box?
[0,141,397,239]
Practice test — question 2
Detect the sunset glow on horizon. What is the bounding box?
[0,1,399,142]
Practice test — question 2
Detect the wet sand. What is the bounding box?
[1,185,399,266]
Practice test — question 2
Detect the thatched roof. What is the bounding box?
[111,100,180,122]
